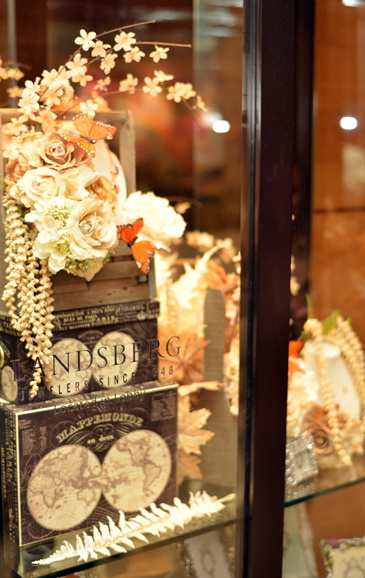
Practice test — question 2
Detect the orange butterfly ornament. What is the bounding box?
[117,218,155,275]
[61,113,117,158]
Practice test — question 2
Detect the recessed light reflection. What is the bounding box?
[342,0,365,6]
[212,120,231,133]
[340,116,358,130]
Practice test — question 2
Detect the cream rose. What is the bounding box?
[33,134,83,170]
[11,167,68,208]
[67,198,117,261]
[121,191,186,250]
[11,166,91,208]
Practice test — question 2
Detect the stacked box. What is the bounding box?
[0,379,178,554]
[0,300,160,404]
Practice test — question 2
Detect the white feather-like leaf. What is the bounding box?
[31,492,234,566]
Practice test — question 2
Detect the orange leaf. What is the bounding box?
[178,381,222,398]
[178,396,215,455]
[177,450,202,484]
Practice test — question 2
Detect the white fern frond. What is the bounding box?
[32,491,235,567]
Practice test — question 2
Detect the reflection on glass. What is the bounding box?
[286,0,365,576]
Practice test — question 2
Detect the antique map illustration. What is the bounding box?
[102,430,172,512]
[27,446,102,531]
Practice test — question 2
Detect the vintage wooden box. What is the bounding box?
[0,108,156,312]
[0,379,178,555]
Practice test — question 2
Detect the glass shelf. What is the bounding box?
[3,485,237,578]
[285,454,365,508]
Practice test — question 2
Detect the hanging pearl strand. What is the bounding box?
[2,191,54,399]
[304,318,352,465]
[2,193,29,328]
[327,315,365,433]
[29,260,54,398]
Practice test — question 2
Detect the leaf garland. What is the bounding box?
[32,492,234,566]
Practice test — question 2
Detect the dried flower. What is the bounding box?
[119,74,138,94]
[124,47,145,63]
[18,88,40,120]
[74,29,96,51]
[100,53,118,74]
[143,77,162,97]
[91,40,111,58]
[149,46,170,63]
[114,31,136,52]
[95,76,111,91]
[66,54,88,82]
[154,70,174,82]
[79,99,99,117]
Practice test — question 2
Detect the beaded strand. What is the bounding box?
[2,190,54,399]
[304,317,352,466]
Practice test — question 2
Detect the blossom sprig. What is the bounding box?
[1,20,206,126]
[32,492,234,566]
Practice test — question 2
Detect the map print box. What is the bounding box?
[0,380,178,548]
[0,299,160,405]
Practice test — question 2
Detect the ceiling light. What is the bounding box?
[340,116,358,130]
[212,120,231,133]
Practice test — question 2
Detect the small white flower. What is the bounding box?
[95,76,111,91]
[78,73,93,87]
[7,86,23,98]
[143,77,162,97]
[66,54,88,80]
[24,78,41,93]
[74,29,96,51]
[79,99,99,117]
[149,46,169,63]
[167,82,196,103]
[91,40,110,58]
[154,70,174,82]
[118,74,138,94]
[123,47,145,63]
[114,31,136,52]
[18,88,40,119]
[100,53,117,74]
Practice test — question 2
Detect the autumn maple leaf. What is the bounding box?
[178,396,214,455]
[177,450,202,484]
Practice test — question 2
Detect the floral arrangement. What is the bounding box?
[32,491,234,566]
[287,311,365,467]
[0,22,204,398]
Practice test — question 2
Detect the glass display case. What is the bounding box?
[0,0,307,577]
[285,1,365,577]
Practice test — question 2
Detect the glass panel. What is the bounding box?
[286,0,365,576]
[0,1,248,577]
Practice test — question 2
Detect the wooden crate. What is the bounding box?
[0,109,156,312]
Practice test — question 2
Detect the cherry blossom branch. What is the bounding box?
[96,20,156,37]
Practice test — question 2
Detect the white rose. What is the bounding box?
[121,191,186,250]
[67,197,117,261]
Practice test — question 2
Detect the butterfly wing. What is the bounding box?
[74,114,117,141]
[117,218,144,244]
[61,133,96,158]
[132,240,155,274]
